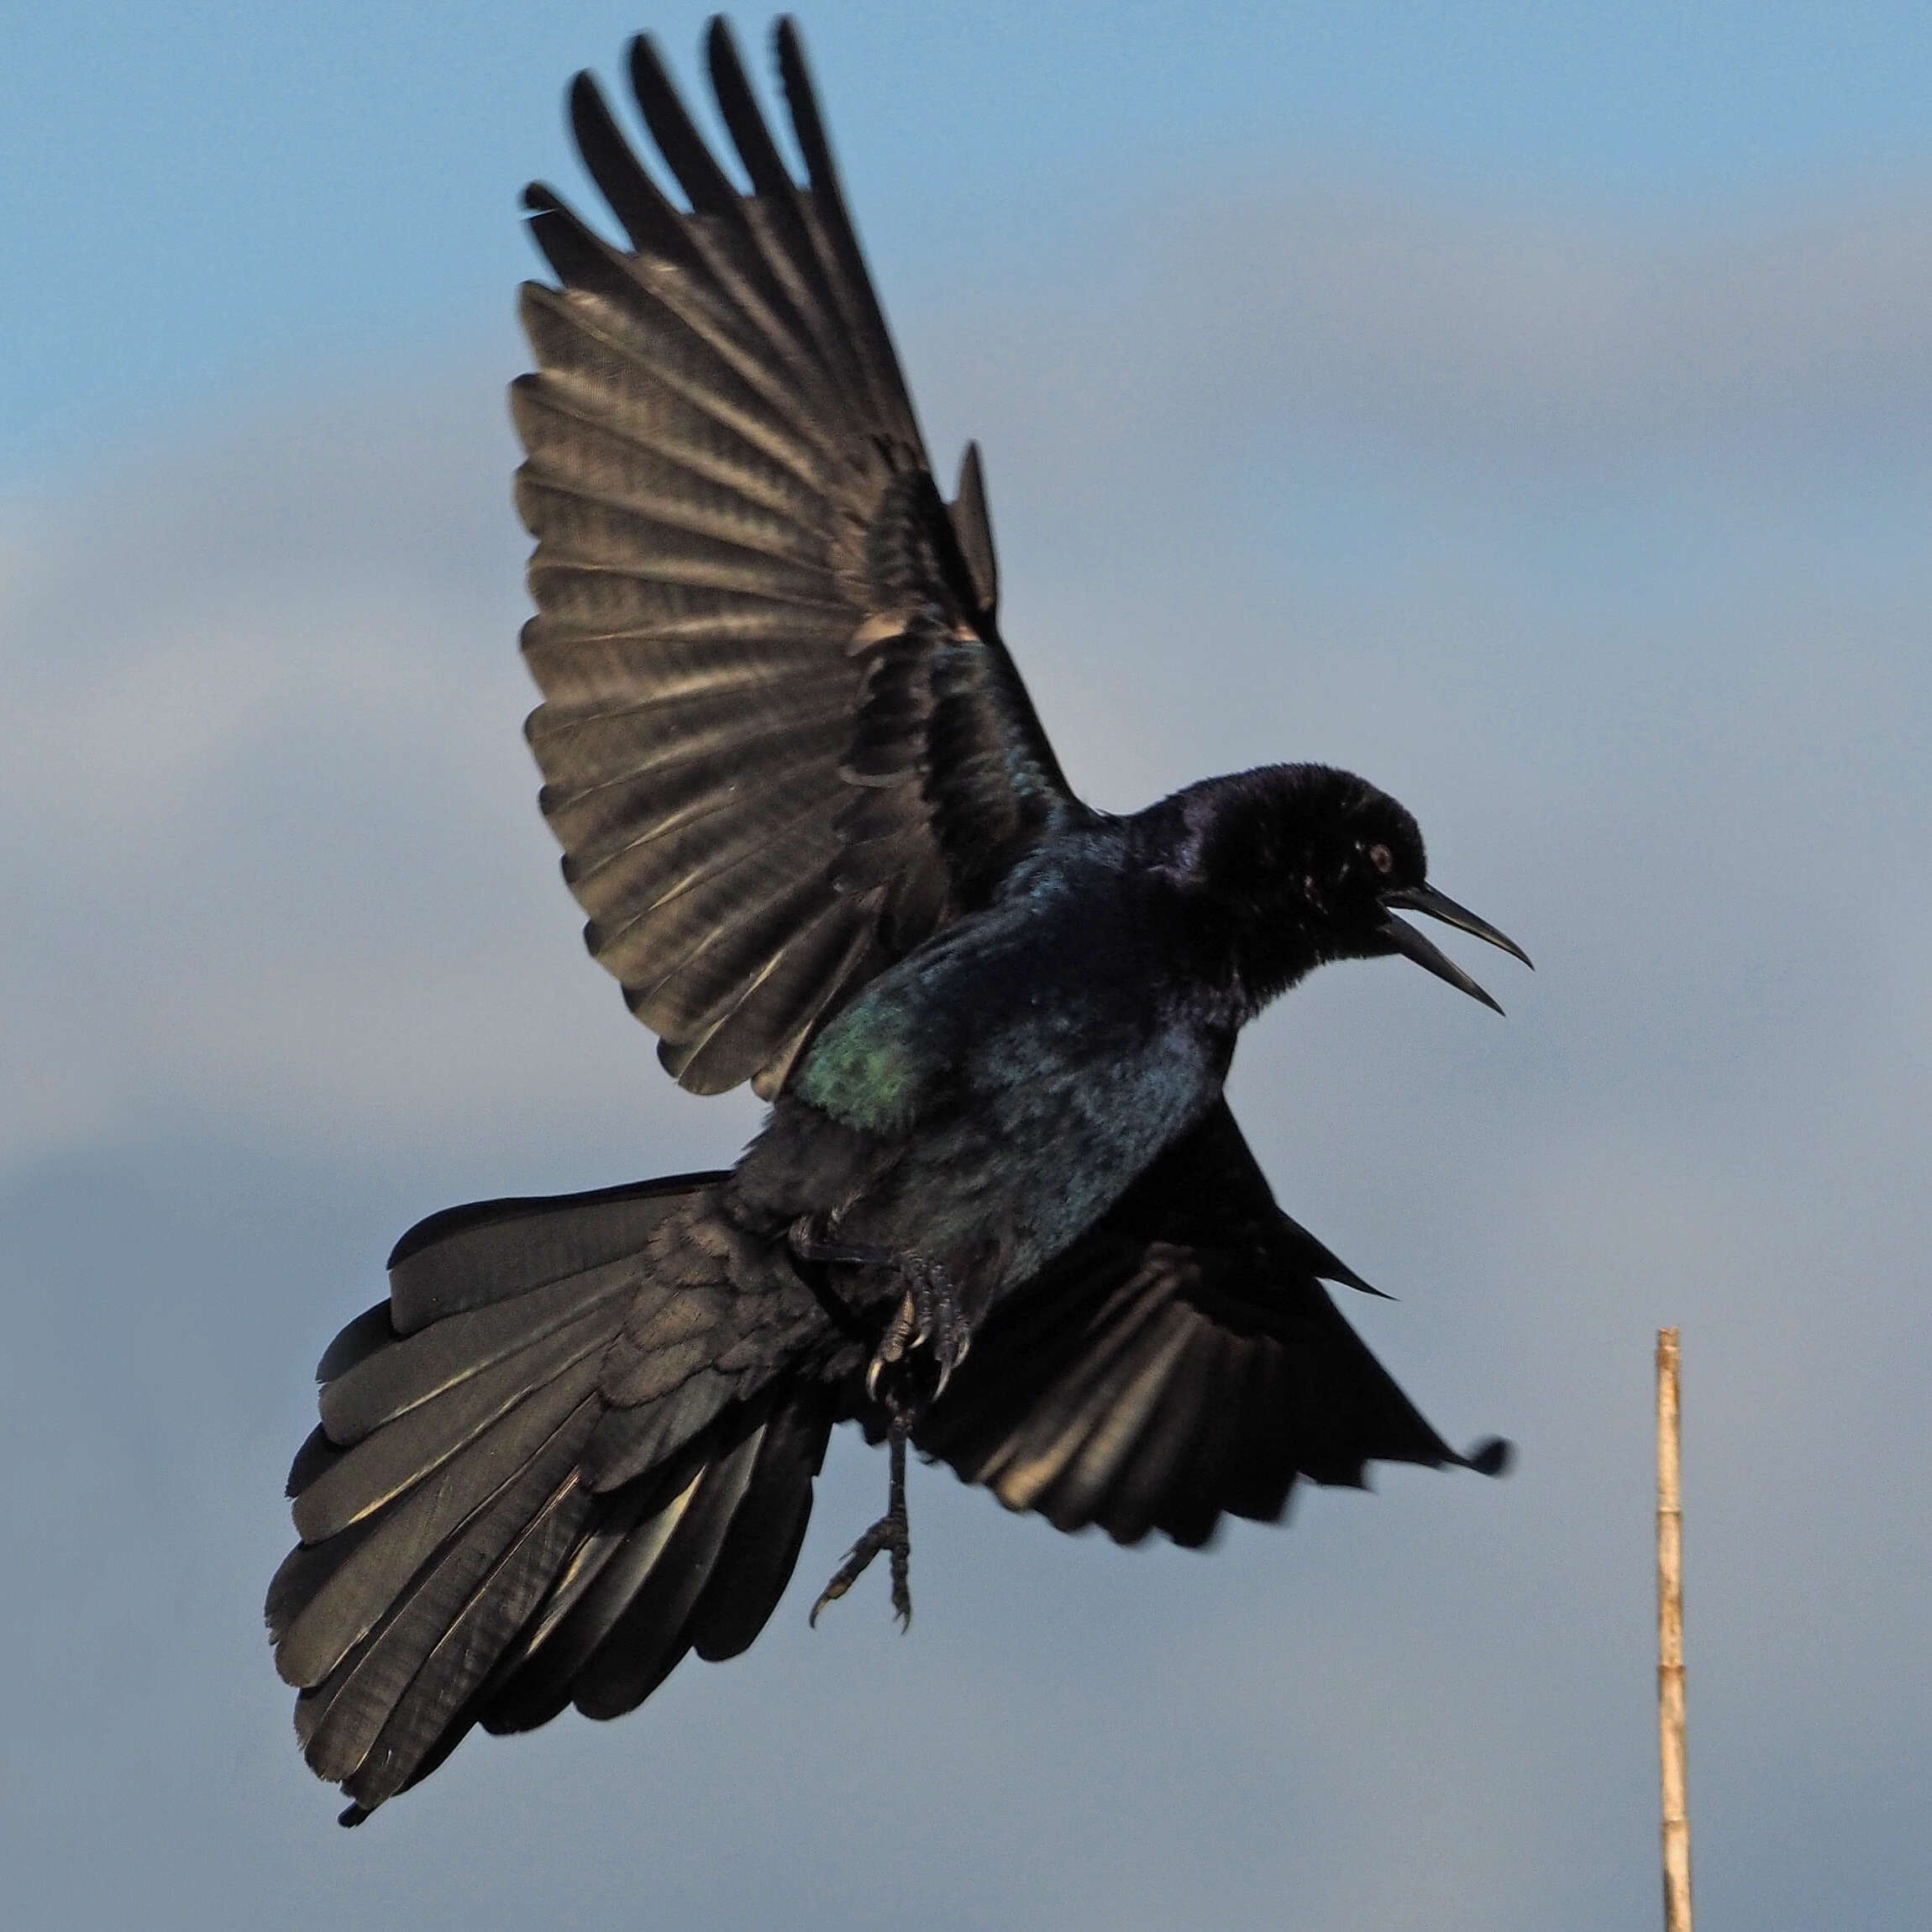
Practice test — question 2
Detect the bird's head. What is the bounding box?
[1154,764,1530,1016]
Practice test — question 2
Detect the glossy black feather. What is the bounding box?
[340,1470,597,1809]
[387,1173,717,1328]
[277,1359,608,1689]
[318,1263,638,1447]
[566,73,699,266]
[571,1421,767,1717]
[300,1404,601,1784]
[315,1301,395,1382]
[294,1303,619,1542]
[478,1473,701,1736]
[948,442,998,619]
[687,1392,831,1660]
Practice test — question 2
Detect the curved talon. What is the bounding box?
[797,1232,970,1406]
[808,1524,911,1629]
[864,1291,919,1400]
[902,1257,969,1398]
[930,1320,968,1399]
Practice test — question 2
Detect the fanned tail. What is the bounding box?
[266,1173,834,1822]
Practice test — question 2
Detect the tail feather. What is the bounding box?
[318,1257,640,1445]
[477,1465,703,1736]
[572,1422,769,1720]
[386,1173,727,1329]
[284,1421,347,1500]
[278,1357,606,1689]
[293,1302,617,1543]
[580,1370,740,1490]
[687,1394,828,1662]
[315,1301,399,1381]
[466,1378,829,1731]
[276,1116,1505,1819]
[301,1399,601,1782]
[265,1509,375,1647]
[339,1469,597,1809]
[270,1175,837,1819]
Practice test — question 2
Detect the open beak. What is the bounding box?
[1377,882,1531,1015]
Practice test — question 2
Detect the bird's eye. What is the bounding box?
[1368,843,1394,875]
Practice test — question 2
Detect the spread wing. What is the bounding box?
[918,1101,1508,1547]
[514,18,1082,1099]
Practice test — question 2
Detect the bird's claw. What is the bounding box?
[790,1221,971,1403]
[864,1257,969,1403]
[811,1407,913,1629]
[809,1510,911,1629]
[864,1290,919,1401]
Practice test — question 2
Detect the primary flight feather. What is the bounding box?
[270,14,1525,1824]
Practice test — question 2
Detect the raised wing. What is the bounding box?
[918,1102,1508,1547]
[514,18,1082,1098]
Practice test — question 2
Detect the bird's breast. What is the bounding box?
[779,867,1244,1278]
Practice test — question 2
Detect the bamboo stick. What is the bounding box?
[1656,1327,1693,1932]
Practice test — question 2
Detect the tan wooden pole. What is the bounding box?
[1656,1327,1693,1932]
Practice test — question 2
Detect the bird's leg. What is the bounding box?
[811,1399,913,1629]
[790,1219,974,1630]
[787,1215,895,1271]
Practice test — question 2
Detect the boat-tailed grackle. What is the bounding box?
[268,15,1527,1824]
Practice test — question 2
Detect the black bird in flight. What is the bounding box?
[269,16,1528,1824]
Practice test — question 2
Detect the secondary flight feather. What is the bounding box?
[270,14,1526,1824]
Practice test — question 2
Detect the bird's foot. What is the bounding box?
[788,1218,971,1401]
[865,1257,969,1401]
[811,1406,913,1629]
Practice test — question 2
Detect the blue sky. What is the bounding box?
[4,7,1931,1930]
[8,2,1932,481]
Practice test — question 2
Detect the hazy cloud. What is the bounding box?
[3,165,1929,1930]
[917,173,1932,478]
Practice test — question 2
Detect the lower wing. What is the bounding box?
[916,1100,1509,1547]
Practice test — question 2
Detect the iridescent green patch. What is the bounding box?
[795,998,945,1134]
